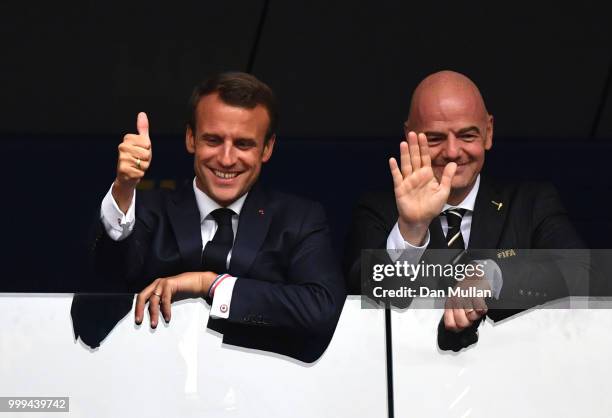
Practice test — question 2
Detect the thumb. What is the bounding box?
[137,112,149,138]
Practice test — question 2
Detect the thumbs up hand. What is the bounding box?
[112,112,153,213]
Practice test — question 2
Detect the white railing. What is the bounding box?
[1,295,611,417]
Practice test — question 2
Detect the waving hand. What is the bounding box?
[389,131,456,245]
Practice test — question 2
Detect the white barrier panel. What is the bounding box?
[392,299,612,418]
[0,295,386,418]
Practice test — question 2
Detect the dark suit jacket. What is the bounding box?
[84,181,346,363]
[344,177,586,348]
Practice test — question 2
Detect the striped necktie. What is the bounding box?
[443,208,467,249]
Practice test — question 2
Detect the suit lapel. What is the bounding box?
[167,184,203,271]
[229,183,271,277]
[469,177,508,249]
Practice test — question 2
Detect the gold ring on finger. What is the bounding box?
[136,158,141,169]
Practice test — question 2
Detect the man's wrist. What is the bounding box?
[111,180,136,214]
[200,271,219,295]
[397,218,430,246]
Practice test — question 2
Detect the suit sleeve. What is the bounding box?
[90,193,157,292]
[226,202,347,337]
[485,183,588,321]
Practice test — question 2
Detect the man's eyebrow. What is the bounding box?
[199,132,222,139]
[423,131,446,137]
[456,126,481,135]
[234,137,257,143]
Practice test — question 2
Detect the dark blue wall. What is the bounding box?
[1,135,609,291]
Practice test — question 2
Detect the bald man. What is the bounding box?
[344,70,584,350]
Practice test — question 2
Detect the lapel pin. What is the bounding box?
[491,201,503,211]
[258,209,265,215]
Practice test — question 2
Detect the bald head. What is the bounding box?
[406,71,489,130]
[403,70,494,205]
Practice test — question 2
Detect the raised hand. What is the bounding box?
[112,112,152,213]
[389,131,456,245]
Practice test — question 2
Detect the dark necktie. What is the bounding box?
[201,208,235,273]
[443,208,467,249]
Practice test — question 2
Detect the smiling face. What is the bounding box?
[185,92,275,206]
[405,71,493,205]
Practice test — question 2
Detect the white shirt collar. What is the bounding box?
[192,178,248,223]
[442,174,480,213]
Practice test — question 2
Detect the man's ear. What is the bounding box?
[485,114,494,150]
[185,126,195,154]
[261,134,276,163]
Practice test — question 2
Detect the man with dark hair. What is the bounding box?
[186,72,278,142]
[344,70,584,350]
[86,71,345,362]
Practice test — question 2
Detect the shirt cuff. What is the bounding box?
[210,276,238,319]
[474,259,503,299]
[100,184,136,241]
[386,221,430,264]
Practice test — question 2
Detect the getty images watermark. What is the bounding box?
[371,259,490,298]
[359,249,595,309]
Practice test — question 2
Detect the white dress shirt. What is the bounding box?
[100,178,246,319]
[386,175,502,298]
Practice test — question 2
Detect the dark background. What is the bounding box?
[1,0,611,291]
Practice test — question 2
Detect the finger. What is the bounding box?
[120,144,152,161]
[399,141,412,177]
[132,158,150,172]
[124,156,150,172]
[122,134,151,150]
[472,297,488,316]
[464,298,482,322]
[117,165,146,182]
[389,157,403,189]
[418,133,431,167]
[444,308,458,332]
[137,112,150,140]
[466,309,482,322]
[161,281,172,323]
[135,293,146,325]
[474,308,487,317]
[453,308,473,329]
[148,286,163,328]
[135,280,158,324]
[407,131,421,171]
[118,151,151,174]
[118,154,150,172]
[439,162,457,190]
